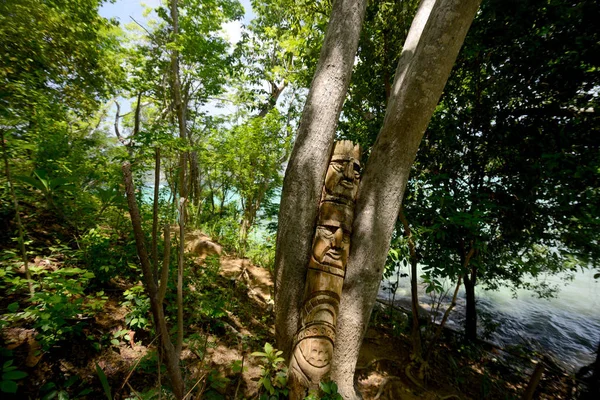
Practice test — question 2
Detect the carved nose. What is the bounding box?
[332,227,343,248]
[343,162,353,179]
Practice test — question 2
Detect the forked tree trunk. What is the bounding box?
[330,1,481,398]
[274,0,368,360]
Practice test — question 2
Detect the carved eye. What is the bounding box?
[342,235,350,244]
[317,226,334,238]
[354,165,361,180]
[332,163,344,172]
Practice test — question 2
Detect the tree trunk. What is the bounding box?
[274,0,368,360]
[426,246,474,360]
[590,339,600,399]
[170,0,186,358]
[258,81,287,118]
[463,267,477,342]
[189,150,202,207]
[398,206,421,360]
[122,162,184,399]
[1,130,33,296]
[522,358,545,400]
[152,147,161,282]
[425,276,461,362]
[330,1,481,398]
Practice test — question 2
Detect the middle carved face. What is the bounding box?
[324,157,360,201]
[312,222,350,269]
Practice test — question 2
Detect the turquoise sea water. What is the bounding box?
[380,267,600,371]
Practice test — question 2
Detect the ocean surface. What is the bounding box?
[379,267,600,372]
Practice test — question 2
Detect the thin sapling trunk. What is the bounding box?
[398,206,421,360]
[1,130,33,296]
[176,196,185,355]
[152,147,161,282]
[122,162,184,399]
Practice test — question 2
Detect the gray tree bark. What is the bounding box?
[330,0,482,398]
[274,0,368,360]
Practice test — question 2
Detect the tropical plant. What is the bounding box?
[252,342,289,399]
[0,359,28,394]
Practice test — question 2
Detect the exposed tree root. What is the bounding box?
[373,376,402,400]
[437,395,461,400]
[405,364,425,390]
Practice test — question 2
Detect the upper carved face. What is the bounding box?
[324,156,360,202]
[312,221,350,269]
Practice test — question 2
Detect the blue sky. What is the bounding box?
[100,0,256,44]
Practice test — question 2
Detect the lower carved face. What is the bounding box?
[313,223,350,268]
[324,158,360,201]
[298,338,333,368]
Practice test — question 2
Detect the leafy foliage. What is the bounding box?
[122,285,151,331]
[1,359,28,394]
[251,342,289,399]
[402,0,600,338]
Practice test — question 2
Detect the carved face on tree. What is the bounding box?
[323,141,361,203]
[312,222,350,269]
[311,201,353,269]
[324,156,361,201]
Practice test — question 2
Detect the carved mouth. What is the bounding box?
[325,250,341,260]
[340,180,354,189]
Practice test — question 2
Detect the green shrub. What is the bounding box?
[78,228,138,284]
[246,234,276,270]
[122,285,150,331]
[0,261,106,350]
[251,342,289,399]
[0,357,28,394]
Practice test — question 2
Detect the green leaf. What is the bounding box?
[1,380,18,393]
[64,375,78,387]
[76,388,93,397]
[264,342,273,354]
[2,370,28,380]
[262,377,274,394]
[42,389,58,400]
[95,363,112,400]
[7,302,19,313]
[40,382,56,392]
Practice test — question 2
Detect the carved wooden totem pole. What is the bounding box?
[288,140,361,397]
